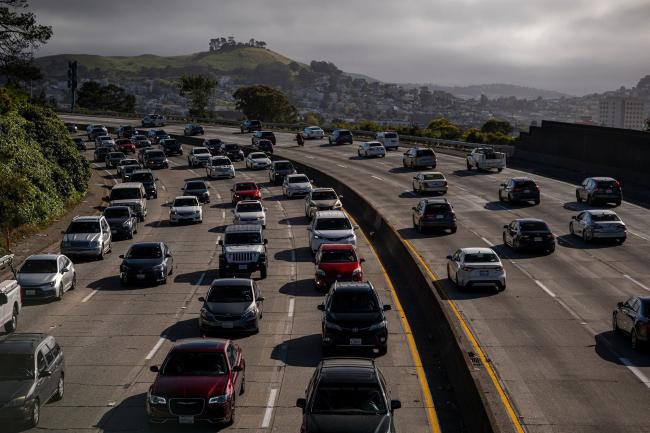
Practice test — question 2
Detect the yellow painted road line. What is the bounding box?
[347,213,442,433]
[403,239,526,433]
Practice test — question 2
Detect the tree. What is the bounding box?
[481,118,513,135]
[76,81,136,113]
[426,118,461,140]
[645,117,650,132]
[463,128,484,144]
[0,175,31,251]
[0,0,52,86]
[178,74,217,117]
[233,85,297,123]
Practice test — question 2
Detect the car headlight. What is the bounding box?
[333,201,342,209]
[352,268,362,276]
[122,220,132,227]
[368,320,387,331]
[152,264,164,272]
[200,307,214,321]
[48,281,56,287]
[149,394,166,405]
[5,396,26,408]
[242,306,257,321]
[325,322,344,331]
[208,395,228,404]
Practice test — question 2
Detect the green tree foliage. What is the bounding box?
[463,128,484,144]
[309,60,342,76]
[178,74,217,117]
[76,81,136,113]
[0,0,52,86]
[233,85,297,123]
[426,118,461,140]
[303,112,323,125]
[248,63,291,88]
[481,118,513,135]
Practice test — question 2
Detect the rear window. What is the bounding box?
[261,132,274,137]
[225,144,239,151]
[464,252,499,263]
[514,180,537,188]
[330,291,379,313]
[591,213,621,222]
[147,151,165,158]
[338,130,352,136]
[235,183,257,191]
[424,204,451,214]
[422,173,444,180]
[596,180,618,189]
[416,149,434,157]
[384,133,397,138]
[369,143,383,147]
[130,172,153,182]
[110,188,142,200]
[104,208,130,218]
[250,121,261,126]
[519,221,549,231]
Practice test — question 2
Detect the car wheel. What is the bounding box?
[219,267,226,278]
[615,199,622,206]
[587,195,594,206]
[576,191,582,203]
[412,182,417,193]
[497,168,503,173]
[498,190,504,202]
[418,220,424,234]
[497,282,506,291]
[412,216,417,230]
[502,232,508,246]
[70,274,77,290]
[534,199,540,205]
[612,313,620,333]
[450,226,457,234]
[617,237,626,244]
[98,245,105,260]
[632,328,641,350]
[53,375,65,401]
[583,229,592,242]
[466,161,472,170]
[28,399,40,428]
[455,272,464,289]
[240,373,246,395]
[403,159,407,168]
[569,222,576,236]
[4,305,18,332]
[226,396,236,426]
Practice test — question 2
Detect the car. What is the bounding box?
[109,182,148,221]
[16,254,75,301]
[357,141,386,158]
[198,279,264,334]
[232,200,266,228]
[231,182,261,204]
[0,333,65,428]
[304,188,342,219]
[403,147,436,169]
[466,146,507,172]
[314,244,364,290]
[146,338,245,425]
[143,149,169,169]
[141,114,165,127]
[147,129,169,144]
[412,197,457,233]
[0,262,21,332]
[121,164,141,182]
[138,146,154,164]
[256,139,274,153]
[375,131,399,150]
[569,209,626,243]
[503,219,555,253]
[160,138,183,156]
[203,138,224,155]
[218,143,244,161]
[613,296,650,350]
[105,151,126,168]
[182,180,211,204]
[499,177,540,205]
[86,123,101,135]
[240,119,261,133]
[318,282,390,355]
[65,122,77,133]
[116,158,140,176]
[169,196,203,224]
[296,358,401,433]
[119,242,173,285]
[99,137,116,149]
[218,225,268,278]
[60,216,112,260]
[245,152,271,169]
[206,156,236,179]
[269,160,296,185]
[89,126,108,140]
[72,137,86,151]
[95,134,110,146]
[93,146,111,162]
[187,147,212,167]
[446,248,506,291]
[308,211,358,254]
[252,130,276,146]
[576,177,622,206]
[282,174,313,198]
[328,129,353,145]
[131,134,151,148]
[303,126,325,139]
[412,171,448,194]
[116,125,136,139]
[183,123,204,136]
[129,169,158,199]
[103,206,138,239]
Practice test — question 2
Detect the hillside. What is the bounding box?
[431,83,570,100]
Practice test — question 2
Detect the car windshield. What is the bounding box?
[212,158,230,166]
[275,162,293,170]
[130,173,153,182]
[225,232,261,245]
[312,383,386,414]
[416,149,434,157]
[424,204,451,214]
[163,140,177,146]
[320,249,356,263]
[174,198,198,207]
[67,221,100,233]
[162,352,227,376]
[206,139,222,145]
[250,153,267,159]
[155,130,167,136]
[103,208,130,218]
[110,188,141,200]
[338,130,351,135]
[127,245,163,259]
[96,148,109,155]
[120,159,137,165]
[0,354,35,380]
[316,218,351,231]
[369,143,383,147]
[124,165,139,173]
[289,176,309,184]
[20,259,57,273]
[186,182,206,190]
[330,291,379,313]
[514,180,537,188]
[384,133,397,138]
[208,285,253,303]
[422,173,444,180]
[312,191,337,200]
[109,152,125,159]
[592,213,621,222]
[464,252,499,263]
[224,144,239,151]
[147,151,165,158]
[194,148,210,154]
[596,180,618,189]
[520,221,549,231]
[308,127,321,131]
[235,183,256,191]
[133,135,146,140]
[237,203,262,212]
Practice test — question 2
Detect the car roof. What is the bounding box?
[332,282,374,293]
[72,215,102,222]
[112,182,143,189]
[174,195,199,201]
[314,210,347,218]
[587,177,617,181]
[513,218,546,223]
[321,357,375,369]
[319,358,378,383]
[24,254,60,261]
[0,333,49,354]
[460,247,497,255]
[585,209,617,215]
[210,278,253,287]
[422,197,449,204]
[225,224,262,233]
[172,338,228,352]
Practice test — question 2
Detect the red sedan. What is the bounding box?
[231,181,261,204]
[147,338,245,426]
[314,244,364,290]
[116,138,136,153]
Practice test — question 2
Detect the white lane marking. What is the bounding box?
[261,388,279,427]
[534,279,556,297]
[145,337,166,360]
[221,210,225,219]
[620,358,650,389]
[305,155,315,159]
[196,272,206,287]
[161,185,167,191]
[81,290,98,303]
[629,230,649,241]
[216,235,221,245]
[288,297,295,317]
[480,236,494,247]
[370,175,383,181]
[337,164,347,168]
[623,274,650,292]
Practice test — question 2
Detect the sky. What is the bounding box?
[30,0,650,96]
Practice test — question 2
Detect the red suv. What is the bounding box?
[147,338,245,426]
[314,244,364,290]
[231,182,261,204]
[115,139,136,153]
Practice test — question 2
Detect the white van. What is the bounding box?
[376,131,399,150]
[0,255,21,333]
[109,182,148,221]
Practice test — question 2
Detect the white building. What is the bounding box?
[598,97,646,130]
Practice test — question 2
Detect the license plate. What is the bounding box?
[238,264,247,270]
[479,271,489,276]
[26,290,35,296]
[221,322,234,329]
[436,215,444,219]
[534,237,542,242]
[178,416,194,424]
[350,338,362,345]
[136,274,145,280]
[606,189,612,193]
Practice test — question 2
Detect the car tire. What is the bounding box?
[502,232,508,246]
[615,199,622,206]
[497,282,506,291]
[612,313,620,333]
[617,237,626,244]
[219,267,227,278]
[587,195,594,206]
[534,199,540,205]
[570,222,575,236]
[240,373,246,395]
[450,226,457,234]
[576,191,582,203]
[455,273,464,290]
[548,244,556,254]
[498,191,504,202]
[497,168,503,173]
[583,229,592,242]
[4,305,18,332]
[98,245,105,260]
[53,375,64,401]
[632,328,642,351]
[403,160,407,168]
[226,396,236,426]
[28,399,40,428]
[412,182,417,193]
[466,161,472,170]
[56,284,64,301]
[412,216,417,230]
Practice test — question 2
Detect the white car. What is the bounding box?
[0,254,21,332]
[282,174,313,198]
[169,196,203,224]
[412,172,448,194]
[206,156,235,179]
[376,131,399,150]
[446,248,506,291]
[233,200,267,228]
[569,209,626,243]
[303,126,325,139]
[187,147,212,167]
[16,254,76,301]
[100,138,116,149]
[245,152,272,169]
[357,141,386,158]
[308,210,358,254]
[142,114,165,127]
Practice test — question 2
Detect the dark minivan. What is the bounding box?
[499,177,541,205]
[576,177,622,206]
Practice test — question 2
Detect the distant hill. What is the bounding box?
[431,83,570,100]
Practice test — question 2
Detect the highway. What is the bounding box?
[10,124,436,433]
[62,114,650,433]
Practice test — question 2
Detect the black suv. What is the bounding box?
[318,282,390,355]
[219,143,244,161]
[296,358,401,433]
[116,125,136,139]
[269,160,296,185]
[240,119,262,133]
[499,177,540,205]
[93,146,110,162]
[502,218,555,253]
[203,138,224,155]
[576,176,622,206]
[252,130,276,146]
[159,138,183,156]
[411,197,457,234]
[0,333,65,428]
[103,206,138,239]
[129,169,158,199]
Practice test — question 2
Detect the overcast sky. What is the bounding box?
[30,0,650,95]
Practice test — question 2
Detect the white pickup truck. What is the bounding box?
[466,146,506,172]
[0,254,21,332]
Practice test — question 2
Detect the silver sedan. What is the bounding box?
[16,254,76,301]
[570,209,626,243]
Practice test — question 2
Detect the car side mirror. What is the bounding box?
[218,240,223,246]
[359,258,366,263]
[383,304,392,311]
[198,297,206,302]
[571,216,577,220]
[165,253,172,258]
[257,296,265,302]
[119,254,125,259]
[390,400,402,411]
[0,293,7,305]
[149,365,159,373]
[503,225,508,229]
[617,302,624,308]
[446,255,453,260]
[412,207,417,211]
[353,225,359,230]
[296,398,306,409]
[39,370,52,378]
[232,365,243,372]
[317,304,325,311]
[263,239,268,245]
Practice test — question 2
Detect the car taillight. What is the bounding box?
[462,266,474,272]
[492,266,503,271]
[615,181,621,188]
[521,234,530,239]
[512,188,523,192]
[442,181,448,186]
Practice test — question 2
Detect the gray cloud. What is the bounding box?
[30,0,650,95]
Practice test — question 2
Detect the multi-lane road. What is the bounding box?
[60,114,650,433]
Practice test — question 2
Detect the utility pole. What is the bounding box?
[67,60,78,111]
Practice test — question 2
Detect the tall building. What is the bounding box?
[598,97,646,130]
